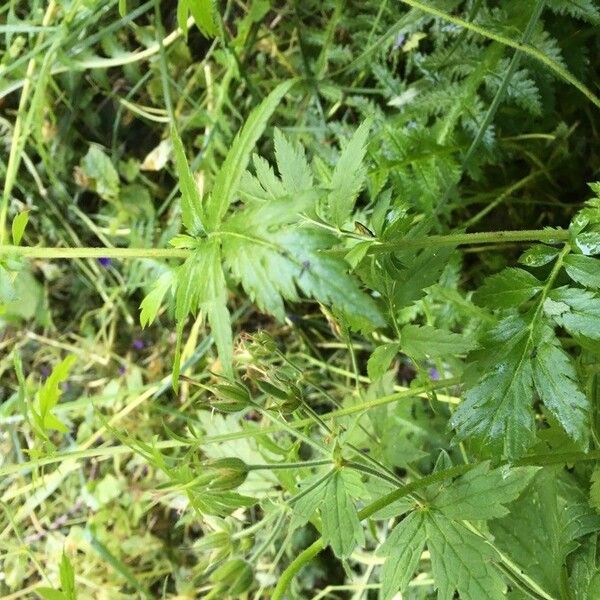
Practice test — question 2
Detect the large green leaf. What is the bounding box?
[173,240,232,379]
[564,254,600,288]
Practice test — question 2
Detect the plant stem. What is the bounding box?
[0,228,570,260]
[247,459,332,471]
[0,246,189,259]
[372,228,569,253]
[271,539,325,600]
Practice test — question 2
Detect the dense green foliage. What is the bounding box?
[2,0,600,598]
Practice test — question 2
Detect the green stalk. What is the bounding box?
[372,228,569,253]
[0,246,189,259]
[0,228,570,260]
[247,459,332,471]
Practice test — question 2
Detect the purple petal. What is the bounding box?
[98,257,112,267]
[428,367,440,381]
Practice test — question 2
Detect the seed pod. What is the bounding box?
[206,457,249,491]
[212,382,252,413]
[247,331,277,358]
[210,558,254,595]
[255,379,290,401]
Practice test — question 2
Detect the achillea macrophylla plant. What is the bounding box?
[3,1,600,598]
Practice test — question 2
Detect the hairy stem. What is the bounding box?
[0,228,570,260]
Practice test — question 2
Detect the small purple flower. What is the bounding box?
[132,338,144,350]
[40,366,50,380]
[98,257,112,267]
[118,366,126,376]
[428,367,440,381]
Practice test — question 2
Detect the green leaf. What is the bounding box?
[36,589,66,600]
[140,271,173,328]
[205,80,295,230]
[546,0,600,23]
[0,264,17,303]
[491,470,600,598]
[564,254,600,289]
[382,244,455,311]
[574,231,600,255]
[80,145,120,202]
[11,211,29,245]
[186,0,218,37]
[171,126,205,235]
[426,512,506,600]
[451,331,536,459]
[344,241,371,270]
[35,355,76,434]
[273,128,313,194]
[367,343,400,380]
[431,462,537,520]
[324,119,372,227]
[59,552,76,600]
[546,287,600,340]
[473,267,542,309]
[376,511,426,600]
[321,470,365,558]
[518,244,559,267]
[210,558,253,595]
[174,240,232,376]
[400,324,475,360]
[569,538,600,599]
[290,473,329,528]
[532,334,589,448]
[177,0,189,37]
